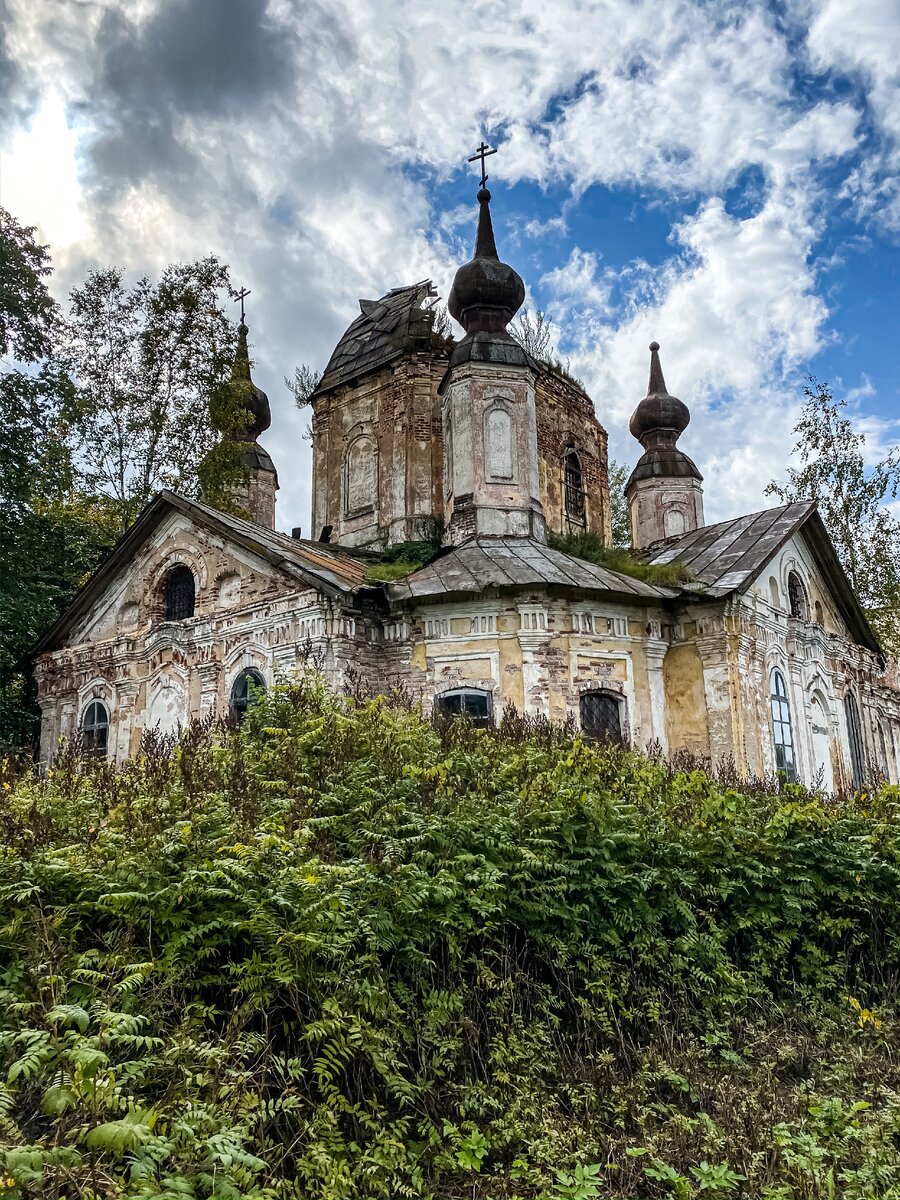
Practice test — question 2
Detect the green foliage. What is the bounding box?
[549,530,694,586]
[57,258,237,531]
[285,363,322,410]
[357,540,439,582]
[1,679,899,1197]
[607,460,632,548]
[766,377,900,657]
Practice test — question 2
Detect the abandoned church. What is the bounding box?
[33,172,900,790]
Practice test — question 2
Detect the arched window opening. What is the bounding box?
[770,668,796,780]
[787,571,808,620]
[163,565,196,621]
[580,690,625,743]
[434,688,493,728]
[844,691,865,790]
[664,507,686,537]
[230,669,266,722]
[814,600,824,626]
[484,405,514,480]
[564,448,585,524]
[82,700,109,756]
[768,577,779,609]
[345,434,378,516]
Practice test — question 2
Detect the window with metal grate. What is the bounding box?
[82,700,109,756]
[164,565,196,621]
[564,449,585,524]
[230,669,266,722]
[434,688,493,728]
[787,571,808,620]
[579,690,624,743]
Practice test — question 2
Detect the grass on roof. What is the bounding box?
[549,530,695,587]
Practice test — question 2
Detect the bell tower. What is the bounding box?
[441,146,545,544]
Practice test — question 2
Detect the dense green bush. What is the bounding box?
[1,676,899,1199]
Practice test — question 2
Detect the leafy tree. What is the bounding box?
[286,362,321,410]
[510,306,555,360]
[58,258,237,530]
[608,459,631,547]
[766,378,900,657]
[0,209,120,749]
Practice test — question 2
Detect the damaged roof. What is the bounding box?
[33,490,368,655]
[389,537,677,603]
[313,281,439,396]
[646,501,881,655]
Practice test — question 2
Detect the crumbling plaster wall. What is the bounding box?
[311,348,612,549]
[34,513,382,762]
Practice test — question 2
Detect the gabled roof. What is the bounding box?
[313,281,439,396]
[389,537,677,604]
[33,490,368,656]
[646,501,882,656]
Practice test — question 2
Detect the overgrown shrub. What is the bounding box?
[1,677,899,1198]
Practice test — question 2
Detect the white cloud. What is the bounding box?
[1,0,894,534]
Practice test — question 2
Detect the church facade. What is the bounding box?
[33,181,900,790]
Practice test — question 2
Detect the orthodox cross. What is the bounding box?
[467,140,497,188]
[234,287,251,324]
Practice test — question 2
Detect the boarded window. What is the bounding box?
[485,406,514,480]
[580,690,624,743]
[434,688,493,728]
[770,668,796,780]
[164,565,195,621]
[230,669,266,722]
[345,436,378,515]
[82,700,109,756]
[664,507,686,537]
[844,691,865,789]
[564,449,585,523]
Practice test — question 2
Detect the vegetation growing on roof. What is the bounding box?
[344,539,438,583]
[1,677,899,1198]
[550,529,695,586]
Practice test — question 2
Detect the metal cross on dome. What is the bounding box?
[234,287,251,324]
[467,140,497,188]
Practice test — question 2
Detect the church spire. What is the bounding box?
[625,341,704,548]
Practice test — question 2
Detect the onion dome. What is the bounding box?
[448,187,525,337]
[627,342,702,485]
[230,322,271,441]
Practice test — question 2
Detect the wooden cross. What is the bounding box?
[467,140,497,188]
[234,287,251,324]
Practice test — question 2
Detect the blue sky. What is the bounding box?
[2,0,898,531]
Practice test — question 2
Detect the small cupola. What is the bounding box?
[625,342,704,548]
[448,186,526,338]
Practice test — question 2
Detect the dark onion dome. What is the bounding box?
[229,322,272,441]
[627,342,702,486]
[448,187,525,337]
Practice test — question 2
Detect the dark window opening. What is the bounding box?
[82,700,109,756]
[230,669,266,722]
[564,449,586,524]
[164,565,196,621]
[787,571,808,620]
[580,690,624,743]
[770,668,796,780]
[844,691,865,790]
[434,688,493,728]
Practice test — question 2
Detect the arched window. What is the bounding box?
[345,434,378,516]
[484,404,514,480]
[163,565,195,621]
[230,669,266,722]
[768,577,779,609]
[844,692,865,790]
[814,600,824,626]
[580,690,625,743]
[434,688,493,728]
[564,448,586,524]
[82,700,109,756]
[787,571,808,620]
[770,668,796,779]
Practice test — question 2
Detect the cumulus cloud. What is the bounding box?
[0,0,894,530]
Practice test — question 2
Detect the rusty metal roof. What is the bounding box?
[389,537,676,603]
[313,281,438,395]
[646,501,881,655]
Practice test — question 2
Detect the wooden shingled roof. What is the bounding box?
[313,281,438,395]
